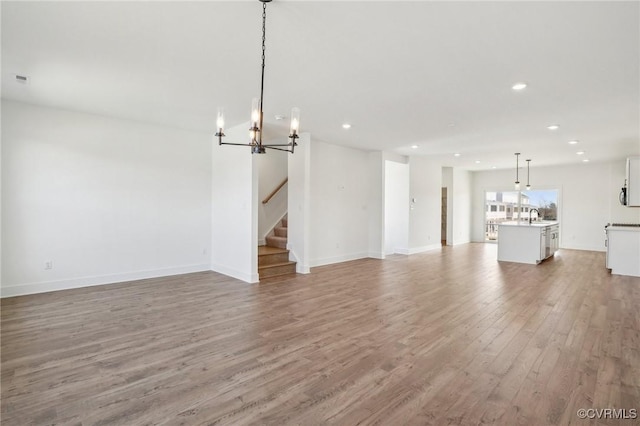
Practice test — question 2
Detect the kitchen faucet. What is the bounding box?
[529,208,540,224]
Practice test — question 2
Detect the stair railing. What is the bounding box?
[262,177,288,204]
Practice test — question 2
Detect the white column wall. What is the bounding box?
[287,133,311,273]
[367,151,385,259]
[384,161,410,255]
[210,122,258,283]
[407,157,443,253]
[452,168,472,245]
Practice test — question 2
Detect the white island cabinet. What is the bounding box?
[497,222,560,264]
[606,226,640,277]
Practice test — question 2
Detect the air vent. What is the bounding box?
[15,74,29,84]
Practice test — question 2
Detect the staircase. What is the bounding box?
[259,217,297,279]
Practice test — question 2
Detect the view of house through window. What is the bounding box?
[485,190,558,241]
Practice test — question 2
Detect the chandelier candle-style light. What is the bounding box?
[514,153,521,190]
[215,0,300,154]
[526,159,532,190]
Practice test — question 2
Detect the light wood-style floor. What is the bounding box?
[2,244,639,425]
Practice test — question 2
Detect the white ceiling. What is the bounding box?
[2,0,639,170]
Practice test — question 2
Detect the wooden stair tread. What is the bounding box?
[260,216,294,279]
[258,246,288,255]
[258,261,296,270]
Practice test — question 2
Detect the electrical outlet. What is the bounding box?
[44,260,53,270]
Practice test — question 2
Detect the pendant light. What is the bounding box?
[215,0,300,154]
[526,159,532,190]
[514,153,521,190]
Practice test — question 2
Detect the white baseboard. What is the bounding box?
[396,244,442,255]
[210,263,259,284]
[258,238,265,246]
[296,264,311,274]
[368,252,385,260]
[309,252,369,268]
[1,263,212,298]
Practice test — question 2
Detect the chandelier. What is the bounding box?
[215,0,300,154]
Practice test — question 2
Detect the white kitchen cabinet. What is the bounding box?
[497,222,560,264]
[626,157,640,207]
[605,226,640,277]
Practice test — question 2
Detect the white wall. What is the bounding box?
[384,161,409,255]
[210,122,258,283]
[309,141,370,267]
[287,133,311,273]
[452,168,472,245]
[256,148,288,244]
[471,160,640,251]
[407,157,442,253]
[1,100,212,297]
[367,152,384,259]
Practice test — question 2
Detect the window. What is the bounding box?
[485,189,559,241]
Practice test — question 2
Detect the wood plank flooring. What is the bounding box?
[2,244,639,425]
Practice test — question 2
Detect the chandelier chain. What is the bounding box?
[262,2,266,69]
[257,1,267,146]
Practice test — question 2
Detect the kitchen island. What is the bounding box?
[497,221,559,264]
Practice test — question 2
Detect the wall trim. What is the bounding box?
[211,263,259,284]
[397,244,442,255]
[368,252,385,260]
[309,252,369,268]
[1,263,211,298]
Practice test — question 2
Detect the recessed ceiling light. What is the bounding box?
[576,151,585,155]
[453,153,461,157]
[512,82,527,91]
[583,159,590,162]
[342,123,351,129]
[275,114,286,121]
[568,140,579,145]
[491,166,497,169]
[547,124,559,130]
[475,160,481,164]
[411,145,419,149]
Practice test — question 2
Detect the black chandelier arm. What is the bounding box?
[219,142,255,147]
[264,145,295,153]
